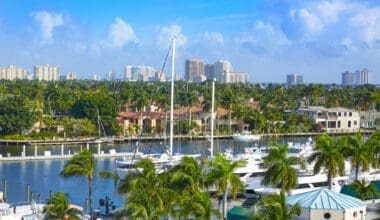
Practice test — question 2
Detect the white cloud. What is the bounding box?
[204,32,224,44]
[156,24,187,49]
[289,9,324,35]
[31,11,64,43]
[107,18,137,48]
[350,7,380,45]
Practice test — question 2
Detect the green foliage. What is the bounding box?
[43,192,82,220]
[254,190,301,220]
[350,179,379,201]
[0,95,34,135]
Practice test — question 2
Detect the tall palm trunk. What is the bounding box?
[88,177,93,216]
[223,188,228,219]
[355,164,359,181]
[328,172,333,190]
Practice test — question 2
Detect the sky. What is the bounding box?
[0,0,379,84]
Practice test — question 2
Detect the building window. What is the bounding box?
[344,112,347,117]
[324,212,331,219]
[338,121,341,128]
[348,121,351,128]
[338,112,341,117]
[354,121,357,126]
[349,112,352,117]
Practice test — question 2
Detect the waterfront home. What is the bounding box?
[296,103,360,133]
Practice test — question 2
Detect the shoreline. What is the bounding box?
[0,130,375,146]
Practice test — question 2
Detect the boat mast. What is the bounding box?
[169,36,176,156]
[210,78,215,157]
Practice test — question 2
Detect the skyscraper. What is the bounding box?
[34,65,60,81]
[185,59,204,82]
[214,60,233,82]
[355,68,373,85]
[124,65,156,81]
[286,74,303,86]
[0,65,28,80]
[204,64,215,80]
[341,71,355,86]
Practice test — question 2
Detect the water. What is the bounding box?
[0,137,308,209]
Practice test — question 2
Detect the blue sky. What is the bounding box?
[0,0,379,83]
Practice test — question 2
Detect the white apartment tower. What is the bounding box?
[214,60,233,82]
[355,68,373,85]
[287,74,303,86]
[66,72,77,80]
[34,65,60,81]
[0,65,28,80]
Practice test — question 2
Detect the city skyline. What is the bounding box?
[0,0,379,83]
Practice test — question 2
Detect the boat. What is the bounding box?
[113,37,201,178]
[232,132,261,142]
[248,172,349,197]
[0,200,45,219]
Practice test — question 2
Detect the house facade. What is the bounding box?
[296,105,360,133]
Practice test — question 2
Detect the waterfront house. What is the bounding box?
[296,103,360,133]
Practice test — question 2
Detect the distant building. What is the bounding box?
[107,71,116,81]
[34,65,59,81]
[90,74,101,81]
[124,65,156,81]
[65,72,77,80]
[185,59,205,82]
[155,71,166,82]
[214,60,233,82]
[355,68,373,85]
[223,72,248,84]
[287,74,303,86]
[341,71,355,86]
[204,64,215,80]
[0,65,28,80]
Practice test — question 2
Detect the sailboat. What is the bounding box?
[114,37,200,178]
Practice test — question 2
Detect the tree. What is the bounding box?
[43,192,82,220]
[254,190,301,220]
[118,158,179,219]
[307,134,346,190]
[60,149,96,217]
[0,95,34,135]
[207,154,246,219]
[341,132,371,180]
[350,179,378,201]
[262,142,305,193]
[180,191,222,220]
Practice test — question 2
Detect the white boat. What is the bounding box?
[232,133,261,142]
[0,201,45,219]
[250,172,349,197]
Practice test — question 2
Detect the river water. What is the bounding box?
[0,137,307,210]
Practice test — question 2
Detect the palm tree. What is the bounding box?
[341,132,371,180]
[350,179,378,201]
[307,134,346,190]
[60,149,95,217]
[254,190,301,220]
[262,142,305,193]
[118,158,179,219]
[180,191,222,219]
[207,154,247,219]
[43,192,82,220]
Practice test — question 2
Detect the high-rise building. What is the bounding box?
[355,68,373,85]
[185,59,204,82]
[214,60,233,82]
[204,64,215,80]
[341,71,355,86]
[124,65,156,81]
[286,74,303,86]
[34,65,60,81]
[0,65,28,80]
[223,72,248,84]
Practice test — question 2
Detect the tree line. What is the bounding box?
[0,80,379,138]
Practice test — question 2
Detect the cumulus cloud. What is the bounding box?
[204,32,224,44]
[31,11,64,43]
[350,7,380,46]
[156,24,187,49]
[107,18,138,48]
[235,21,289,53]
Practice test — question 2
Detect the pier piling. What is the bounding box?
[26,184,30,204]
[61,144,64,156]
[2,179,7,202]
